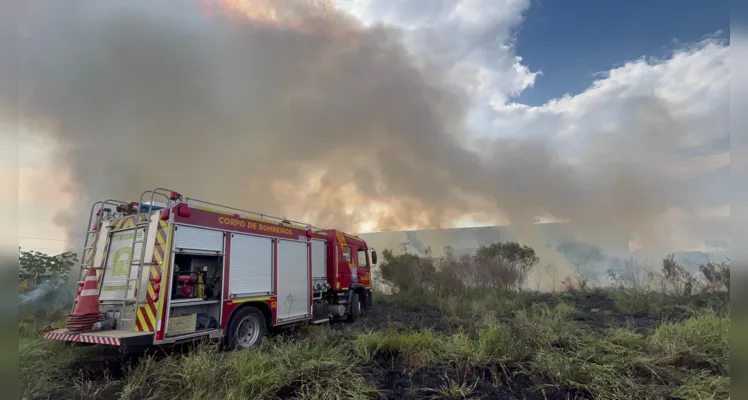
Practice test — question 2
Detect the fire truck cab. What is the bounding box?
[44,188,377,350]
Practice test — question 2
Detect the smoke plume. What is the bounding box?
[11,0,726,254]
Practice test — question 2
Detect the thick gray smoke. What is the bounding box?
[11,0,726,256]
[19,277,72,308]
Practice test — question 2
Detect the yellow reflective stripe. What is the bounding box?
[153,249,163,265]
[156,229,166,249]
[102,286,127,291]
[144,305,157,328]
[231,297,271,304]
[155,224,174,328]
[136,311,148,332]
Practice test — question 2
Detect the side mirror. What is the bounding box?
[371,250,378,266]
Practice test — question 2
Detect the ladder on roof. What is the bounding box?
[183,196,317,230]
[70,199,130,315]
[117,188,180,330]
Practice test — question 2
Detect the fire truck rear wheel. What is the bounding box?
[226,307,266,351]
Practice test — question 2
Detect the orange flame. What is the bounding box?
[200,0,335,27]
[205,0,281,22]
[200,0,361,51]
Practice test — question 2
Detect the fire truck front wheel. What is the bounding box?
[347,292,361,322]
[226,306,266,351]
[365,289,373,310]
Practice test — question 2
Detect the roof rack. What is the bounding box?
[183,196,318,230]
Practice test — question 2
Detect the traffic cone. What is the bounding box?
[66,268,103,332]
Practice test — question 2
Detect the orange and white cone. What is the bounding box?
[66,268,103,331]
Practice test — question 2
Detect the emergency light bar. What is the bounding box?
[139,200,168,212]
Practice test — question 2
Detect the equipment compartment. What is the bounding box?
[165,251,224,338]
[172,253,223,302]
[166,303,221,338]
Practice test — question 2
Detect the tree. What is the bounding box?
[19,248,78,285]
[474,242,540,291]
[379,248,436,294]
[660,253,697,297]
[699,259,730,293]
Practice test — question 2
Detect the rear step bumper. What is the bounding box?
[44,329,154,347]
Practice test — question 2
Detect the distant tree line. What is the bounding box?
[378,241,730,298]
[18,248,78,291]
[378,241,540,295]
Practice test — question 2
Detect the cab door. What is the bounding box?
[339,244,355,287]
[356,248,371,289]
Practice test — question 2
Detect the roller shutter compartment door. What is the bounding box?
[276,239,311,321]
[229,233,273,297]
[174,225,224,252]
[311,239,326,280]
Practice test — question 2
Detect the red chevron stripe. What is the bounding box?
[144,309,155,331]
[137,306,156,332]
[135,313,145,331]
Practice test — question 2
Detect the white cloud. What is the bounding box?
[334,1,730,252]
[337,0,539,105]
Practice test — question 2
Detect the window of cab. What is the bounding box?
[358,249,368,269]
[343,246,352,263]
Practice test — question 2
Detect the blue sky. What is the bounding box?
[514,0,730,105]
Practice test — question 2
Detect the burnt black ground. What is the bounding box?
[358,357,593,400]
[338,292,686,335]
[326,296,601,399]
[356,353,596,400]
[328,292,727,400]
[332,301,476,334]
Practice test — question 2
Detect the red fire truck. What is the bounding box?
[44,188,377,350]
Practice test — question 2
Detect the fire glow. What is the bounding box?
[200,0,334,25]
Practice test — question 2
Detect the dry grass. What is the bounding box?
[119,329,379,400]
[19,247,730,400]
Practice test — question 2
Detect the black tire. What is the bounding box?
[225,306,266,351]
[347,292,361,322]
[365,289,373,310]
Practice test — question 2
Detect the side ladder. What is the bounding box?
[116,189,178,329]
